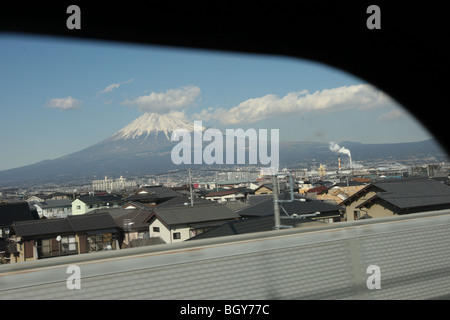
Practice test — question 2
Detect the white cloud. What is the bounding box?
[376,108,406,121]
[97,78,134,96]
[195,84,391,125]
[122,85,201,114]
[45,96,82,111]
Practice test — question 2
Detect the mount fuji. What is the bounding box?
[0,112,447,187]
[0,113,201,186]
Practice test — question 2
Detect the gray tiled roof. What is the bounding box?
[67,212,119,232]
[12,219,72,237]
[75,194,122,205]
[138,186,180,198]
[190,216,324,240]
[34,199,72,209]
[12,212,120,238]
[114,209,152,230]
[237,193,342,218]
[151,203,240,226]
[360,179,450,210]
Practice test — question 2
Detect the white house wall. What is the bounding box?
[149,219,191,243]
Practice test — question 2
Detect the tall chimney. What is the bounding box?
[338,155,341,172]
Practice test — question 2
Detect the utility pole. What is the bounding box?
[272,174,281,230]
[188,169,194,206]
[215,172,218,192]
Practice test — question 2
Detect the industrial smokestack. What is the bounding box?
[329,141,352,169]
[338,155,341,171]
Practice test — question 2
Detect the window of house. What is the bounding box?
[76,205,81,210]
[354,210,360,220]
[153,227,160,233]
[88,233,115,252]
[138,231,150,239]
[173,232,181,240]
[61,235,77,253]
[39,239,52,257]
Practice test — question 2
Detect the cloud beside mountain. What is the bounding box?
[121,85,201,114]
[194,84,392,125]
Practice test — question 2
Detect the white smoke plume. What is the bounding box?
[329,141,352,168]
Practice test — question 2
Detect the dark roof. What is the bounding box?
[114,209,152,230]
[12,219,72,237]
[190,216,324,240]
[237,193,342,218]
[247,194,275,205]
[34,199,72,209]
[67,212,119,232]
[156,195,210,207]
[122,201,154,211]
[75,194,122,205]
[148,203,240,226]
[90,207,135,218]
[124,186,180,203]
[0,202,39,226]
[123,193,159,202]
[204,189,245,197]
[12,212,120,238]
[357,179,450,211]
[136,186,179,198]
[313,180,335,186]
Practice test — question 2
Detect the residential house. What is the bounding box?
[314,185,367,205]
[147,202,240,243]
[71,194,123,215]
[31,199,72,218]
[0,202,40,263]
[123,185,179,207]
[0,202,39,238]
[7,212,121,263]
[339,178,450,221]
[122,201,154,210]
[305,185,329,199]
[113,209,162,248]
[196,179,258,190]
[297,181,314,195]
[203,188,247,203]
[237,192,343,223]
[254,183,288,195]
[26,194,50,203]
[189,215,326,241]
[156,194,211,207]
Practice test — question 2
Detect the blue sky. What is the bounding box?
[0,33,432,171]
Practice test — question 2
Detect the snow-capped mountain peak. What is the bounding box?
[113,112,196,140]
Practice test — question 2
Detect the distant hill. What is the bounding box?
[279,139,448,166]
[0,112,448,187]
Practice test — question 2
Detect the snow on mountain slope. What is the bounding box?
[112,112,196,140]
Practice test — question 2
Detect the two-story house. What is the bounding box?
[7,212,121,263]
[31,199,72,218]
[72,194,123,215]
[0,202,40,263]
[339,179,450,220]
[147,202,240,243]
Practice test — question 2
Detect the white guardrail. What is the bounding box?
[1,209,450,300]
